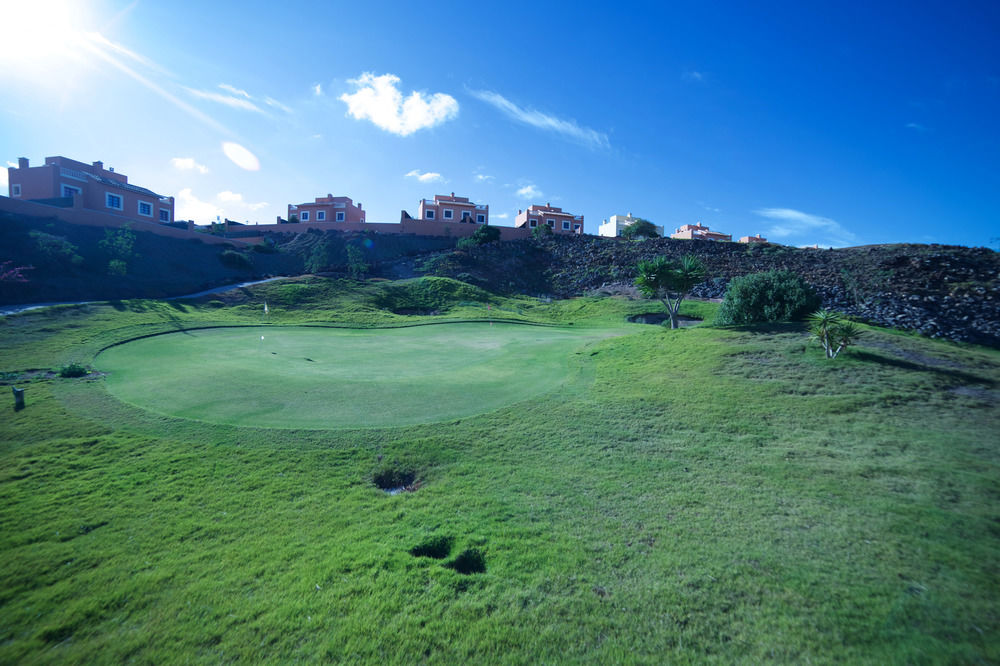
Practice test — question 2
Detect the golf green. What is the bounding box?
[97,323,613,428]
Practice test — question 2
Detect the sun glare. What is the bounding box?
[0,0,89,66]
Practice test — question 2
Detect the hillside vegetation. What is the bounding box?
[2,211,997,346]
[0,277,997,663]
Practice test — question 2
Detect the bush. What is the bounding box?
[621,218,659,239]
[107,259,127,276]
[58,362,89,378]
[219,250,253,271]
[531,223,553,241]
[714,270,820,325]
[456,225,501,249]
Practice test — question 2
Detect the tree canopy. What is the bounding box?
[634,254,706,328]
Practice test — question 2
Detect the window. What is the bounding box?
[425,209,435,220]
[547,219,556,227]
[159,209,170,222]
[562,220,570,230]
[106,192,123,210]
[336,212,345,221]
[10,184,20,197]
[62,185,81,198]
[317,210,326,221]
[300,211,310,221]
[529,219,537,228]
[573,224,581,232]
[443,209,453,219]
[138,201,153,217]
[476,214,485,223]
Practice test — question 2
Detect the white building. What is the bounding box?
[598,213,663,238]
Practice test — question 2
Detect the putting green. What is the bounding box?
[97,323,614,428]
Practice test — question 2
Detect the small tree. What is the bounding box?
[99,226,137,276]
[345,244,370,279]
[634,254,706,329]
[457,224,501,249]
[808,309,861,359]
[531,223,553,241]
[621,218,659,240]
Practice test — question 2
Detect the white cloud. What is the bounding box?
[217,191,268,211]
[469,88,609,150]
[313,83,323,96]
[905,122,929,132]
[175,188,223,222]
[222,142,260,171]
[754,208,858,247]
[517,184,542,199]
[493,212,509,219]
[219,83,250,98]
[170,157,209,174]
[264,96,293,113]
[185,86,264,113]
[683,70,705,82]
[341,73,459,136]
[405,169,445,183]
[474,173,494,183]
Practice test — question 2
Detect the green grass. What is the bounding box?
[97,323,617,428]
[0,277,998,663]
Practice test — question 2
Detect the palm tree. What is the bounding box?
[634,255,706,329]
[808,309,861,359]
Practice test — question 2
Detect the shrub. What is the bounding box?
[621,218,659,239]
[107,259,127,276]
[58,362,89,378]
[346,244,370,279]
[456,225,501,249]
[531,223,553,241]
[219,250,253,271]
[714,270,820,325]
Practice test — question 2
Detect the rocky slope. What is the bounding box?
[420,236,1000,347]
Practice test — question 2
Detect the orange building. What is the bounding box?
[670,223,731,242]
[288,194,365,223]
[415,192,488,224]
[514,203,583,235]
[7,156,174,223]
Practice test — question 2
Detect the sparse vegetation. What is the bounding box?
[57,362,89,377]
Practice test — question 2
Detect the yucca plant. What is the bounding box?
[808,309,861,359]
[634,254,706,329]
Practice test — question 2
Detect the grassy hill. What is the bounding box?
[0,277,997,662]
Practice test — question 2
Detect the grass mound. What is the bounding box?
[371,276,494,314]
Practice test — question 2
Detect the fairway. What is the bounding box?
[98,323,612,428]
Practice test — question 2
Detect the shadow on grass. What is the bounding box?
[852,350,995,386]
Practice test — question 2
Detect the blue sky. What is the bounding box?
[1,0,997,248]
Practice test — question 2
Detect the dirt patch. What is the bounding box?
[373,466,419,494]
